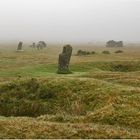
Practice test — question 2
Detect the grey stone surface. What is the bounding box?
[106,40,123,47]
[58,44,72,74]
[17,41,23,51]
[36,41,47,50]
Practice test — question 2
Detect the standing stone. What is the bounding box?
[36,41,47,50]
[106,40,116,47]
[39,41,47,48]
[17,41,23,51]
[116,41,123,47]
[57,44,72,74]
[106,40,123,47]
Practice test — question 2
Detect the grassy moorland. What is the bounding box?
[0,43,140,138]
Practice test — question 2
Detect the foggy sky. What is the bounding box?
[0,0,140,43]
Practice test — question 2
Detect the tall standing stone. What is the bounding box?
[17,41,23,51]
[57,44,72,74]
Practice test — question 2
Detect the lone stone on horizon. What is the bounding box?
[17,41,23,51]
[57,44,72,74]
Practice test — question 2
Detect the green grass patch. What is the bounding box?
[0,77,140,131]
[0,61,140,78]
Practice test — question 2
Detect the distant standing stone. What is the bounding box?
[17,41,23,51]
[106,40,124,47]
[57,44,72,74]
[36,41,47,50]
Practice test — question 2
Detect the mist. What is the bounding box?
[0,0,140,43]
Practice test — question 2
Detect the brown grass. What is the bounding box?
[0,42,140,138]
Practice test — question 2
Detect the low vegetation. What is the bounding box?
[102,50,110,54]
[0,44,140,138]
[77,50,96,55]
[0,75,140,138]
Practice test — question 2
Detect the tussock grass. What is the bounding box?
[0,117,140,139]
[0,78,140,128]
[0,44,140,138]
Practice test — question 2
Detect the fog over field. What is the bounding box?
[1,1,140,139]
[0,0,140,43]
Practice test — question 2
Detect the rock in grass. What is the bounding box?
[106,40,123,47]
[17,41,23,51]
[57,44,72,74]
[36,41,47,50]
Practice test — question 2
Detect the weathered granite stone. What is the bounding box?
[57,44,72,74]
